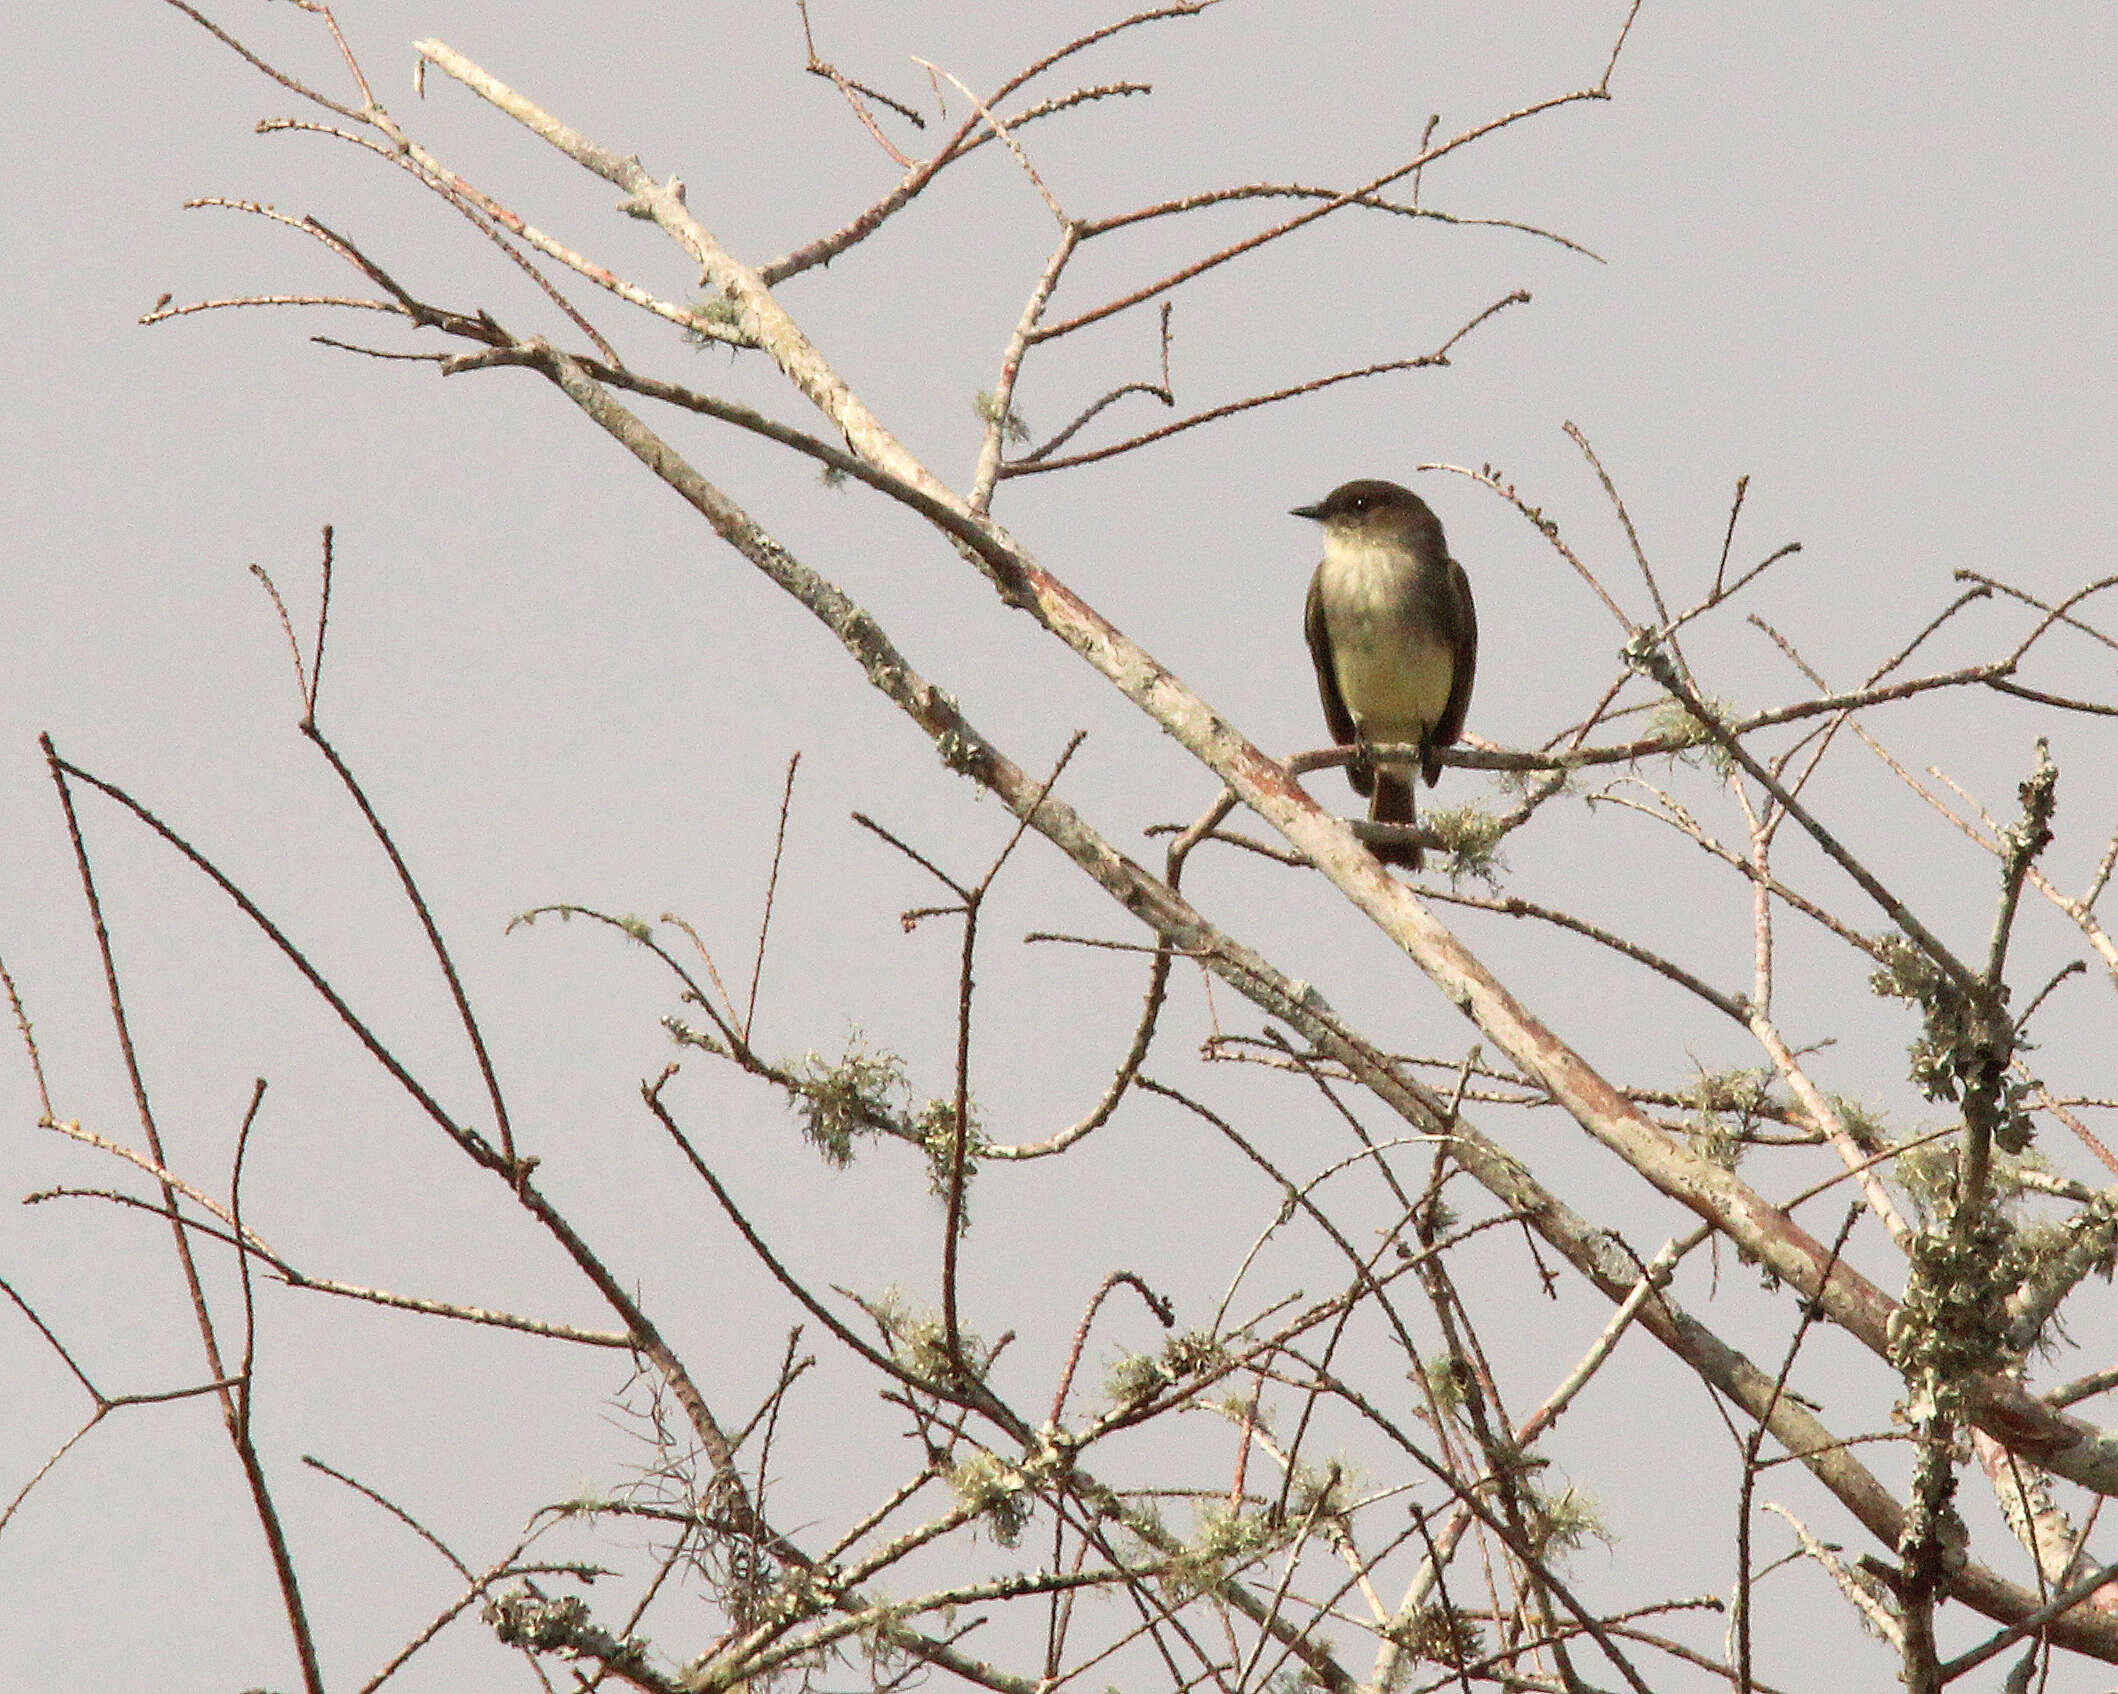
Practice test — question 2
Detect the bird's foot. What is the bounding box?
[1350,733,1377,790]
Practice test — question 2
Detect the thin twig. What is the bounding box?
[745,753,802,1043]
[1008,294,1528,477]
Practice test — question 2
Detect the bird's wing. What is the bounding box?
[1305,566,1372,794]
[1304,567,1357,746]
[1423,556,1478,786]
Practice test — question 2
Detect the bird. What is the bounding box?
[1293,478,1478,871]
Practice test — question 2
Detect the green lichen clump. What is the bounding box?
[785,1038,910,1165]
[1425,804,1508,885]
[945,1451,1033,1548]
[1869,934,2033,1153]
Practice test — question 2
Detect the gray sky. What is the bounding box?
[6,3,2117,1688]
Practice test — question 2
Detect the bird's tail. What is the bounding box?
[1369,773,1424,871]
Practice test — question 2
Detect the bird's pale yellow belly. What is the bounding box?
[1333,634,1455,747]
[1319,539,1455,752]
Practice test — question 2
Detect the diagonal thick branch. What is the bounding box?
[511,341,2118,1657]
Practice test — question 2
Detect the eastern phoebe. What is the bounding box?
[1293,479,1477,871]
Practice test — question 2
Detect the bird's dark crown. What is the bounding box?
[1290,480,1442,546]
[1297,479,1426,521]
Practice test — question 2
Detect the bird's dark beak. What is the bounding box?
[1290,502,1324,521]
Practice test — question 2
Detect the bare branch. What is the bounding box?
[1005,293,1530,477]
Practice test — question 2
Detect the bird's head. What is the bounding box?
[1290,479,1443,553]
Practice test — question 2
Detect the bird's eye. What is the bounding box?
[1350,495,1369,511]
